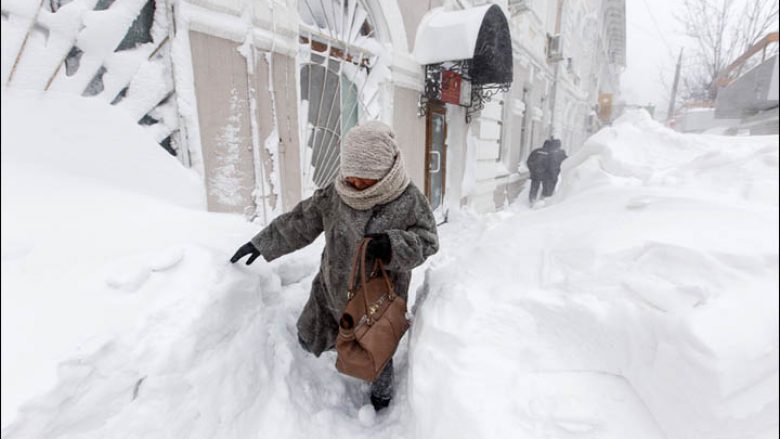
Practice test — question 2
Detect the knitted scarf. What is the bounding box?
[334,153,411,211]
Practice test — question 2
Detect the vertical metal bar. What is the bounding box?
[6,0,46,86]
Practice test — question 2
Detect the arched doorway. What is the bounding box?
[298,0,390,193]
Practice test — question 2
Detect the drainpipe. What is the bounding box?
[548,0,565,138]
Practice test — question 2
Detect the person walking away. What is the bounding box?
[526,139,552,204]
[541,138,567,198]
[229,121,439,411]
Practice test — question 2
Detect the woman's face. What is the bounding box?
[344,176,378,190]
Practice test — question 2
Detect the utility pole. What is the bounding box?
[667,49,683,122]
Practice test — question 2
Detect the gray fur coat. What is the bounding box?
[251,182,439,356]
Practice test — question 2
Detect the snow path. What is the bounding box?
[2,92,778,439]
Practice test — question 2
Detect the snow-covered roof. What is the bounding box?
[413,5,494,65]
[413,4,513,86]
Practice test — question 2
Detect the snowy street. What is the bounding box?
[2,91,777,438]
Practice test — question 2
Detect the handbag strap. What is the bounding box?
[347,238,371,317]
[348,237,394,318]
[371,259,394,295]
[348,238,369,294]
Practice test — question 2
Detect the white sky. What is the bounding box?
[621,0,685,120]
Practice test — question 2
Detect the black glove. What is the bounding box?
[365,233,391,264]
[230,242,262,265]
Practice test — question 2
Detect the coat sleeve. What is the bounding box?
[250,187,328,262]
[383,190,440,272]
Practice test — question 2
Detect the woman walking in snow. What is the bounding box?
[230,121,439,411]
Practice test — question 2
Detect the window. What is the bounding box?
[298,0,383,190]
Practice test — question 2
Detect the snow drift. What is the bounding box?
[1,99,778,439]
[410,111,779,439]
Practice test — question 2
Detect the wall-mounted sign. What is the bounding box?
[438,70,472,107]
[415,4,513,122]
[441,70,462,105]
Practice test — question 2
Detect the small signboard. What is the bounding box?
[439,70,472,107]
[441,70,462,105]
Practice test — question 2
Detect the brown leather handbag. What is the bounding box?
[335,237,409,382]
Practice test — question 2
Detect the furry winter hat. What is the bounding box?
[340,121,399,180]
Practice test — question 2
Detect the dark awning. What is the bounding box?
[413,4,513,86]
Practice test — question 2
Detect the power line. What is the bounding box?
[628,20,661,39]
[640,0,676,57]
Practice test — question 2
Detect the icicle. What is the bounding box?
[263,50,283,219]
[238,0,267,223]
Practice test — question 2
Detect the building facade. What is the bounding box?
[1,0,625,224]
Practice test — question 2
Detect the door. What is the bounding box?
[425,103,447,217]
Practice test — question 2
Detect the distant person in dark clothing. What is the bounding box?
[526,137,567,204]
[542,138,567,196]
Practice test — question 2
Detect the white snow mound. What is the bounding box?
[1,89,204,208]
[410,110,779,439]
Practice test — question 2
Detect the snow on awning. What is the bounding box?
[413,4,513,86]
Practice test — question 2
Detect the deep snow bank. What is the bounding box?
[1,92,412,438]
[0,91,218,428]
[409,111,779,439]
[0,90,204,209]
[559,110,778,205]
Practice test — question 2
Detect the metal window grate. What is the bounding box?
[298,0,382,189]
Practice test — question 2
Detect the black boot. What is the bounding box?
[370,394,391,411]
[370,360,393,411]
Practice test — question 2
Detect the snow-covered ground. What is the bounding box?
[1,92,778,439]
